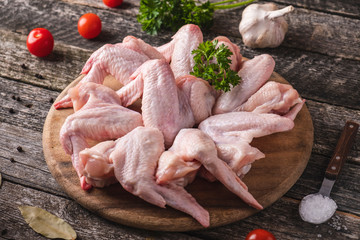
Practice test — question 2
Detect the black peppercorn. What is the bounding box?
[16,146,24,152]
[21,63,28,70]
[35,73,44,79]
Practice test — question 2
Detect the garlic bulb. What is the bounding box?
[239,3,294,48]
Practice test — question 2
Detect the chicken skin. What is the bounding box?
[79,127,210,227]
[117,59,215,146]
[213,36,243,72]
[54,36,163,109]
[54,25,307,227]
[235,81,303,114]
[156,128,263,210]
[213,54,275,114]
[60,99,143,190]
[156,24,203,78]
[198,102,304,179]
[67,82,122,112]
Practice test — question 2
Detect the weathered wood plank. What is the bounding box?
[0,181,200,240]
[1,27,359,111]
[212,5,360,61]
[240,47,360,111]
[1,76,359,166]
[0,121,64,196]
[3,115,358,216]
[0,0,172,50]
[0,76,64,195]
[305,100,360,160]
[64,0,360,19]
[62,0,139,15]
[283,9,360,61]
[190,196,360,240]
[1,180,359,240]
[1,70,359,165]
[0,29,90,91]
[274,0,360,18]
[286,152,360,215]
[0,75,58,132]
[0,0,359,61]
[1,77,359,215]
[0,0,359,239]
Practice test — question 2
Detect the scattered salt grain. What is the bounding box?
[299,193,337,224]
[328,215,347,232]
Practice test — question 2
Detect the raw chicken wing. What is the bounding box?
[122,36,164,60]
[198,105,304,179]
[156,128,263,210]
[156,24,203,78]
[216,141,265,178]
[79,140,117,188]
[199,111,301,144]
[55,36,163,109]
[54,44,147,109]
[234,81,303,114]
[109,127,210,227]
[213,54,275,114]
[117,59,215,146]
[60,100,143,190]
[175,75,216,124]
[67,82,122,111]
[213,36,242,72]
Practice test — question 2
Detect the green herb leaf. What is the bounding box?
[137,0,214,35]
[137,0,254,35]
[137,0,172,35]
[18,205,77,240]
[181,1,214,29]
[190,40,241,92]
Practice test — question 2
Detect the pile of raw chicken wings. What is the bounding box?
[55,24,304,227]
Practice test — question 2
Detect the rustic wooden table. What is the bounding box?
[0,0,359,239]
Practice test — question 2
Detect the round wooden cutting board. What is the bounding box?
[42,72,314,231]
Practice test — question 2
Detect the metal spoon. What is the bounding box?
[299,121,359,224]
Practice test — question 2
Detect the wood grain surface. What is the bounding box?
[2,0,360,239]
[42,72,313,231]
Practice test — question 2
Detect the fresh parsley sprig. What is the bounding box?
[137,0,256,35]
[190,40,241,92]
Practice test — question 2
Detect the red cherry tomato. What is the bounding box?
[103,0,123,8]
[78,13,102,39]
[245,229,276,240]
[26,28,54,57]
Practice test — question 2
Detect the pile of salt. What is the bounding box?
[299,193,337,224]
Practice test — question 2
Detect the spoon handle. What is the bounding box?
[325,121,359,180]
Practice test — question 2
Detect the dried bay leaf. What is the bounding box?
[0,173,2,188]
[18,205,77,240]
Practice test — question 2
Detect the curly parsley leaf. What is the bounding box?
[137,0,177,35]
[137,0,254,35]
[190,40,241,92]
[181,1,214,30]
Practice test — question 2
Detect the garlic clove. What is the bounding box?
[266,5,295,20]
[239,3,294,48]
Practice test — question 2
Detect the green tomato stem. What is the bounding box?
[213,0,256,9]
[210,0,242,6]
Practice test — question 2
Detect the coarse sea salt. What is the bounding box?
[299,193,337,224]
